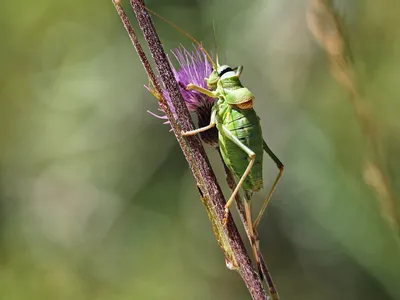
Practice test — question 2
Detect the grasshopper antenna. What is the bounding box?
[145,6,216,69]
[212,20,220,67]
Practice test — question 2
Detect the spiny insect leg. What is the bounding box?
[253,140,284,229]
[244,194,263,280]
[181,109,216,136]
[186,83,217,98]
[220,124,256,225]
[223,157,255,225]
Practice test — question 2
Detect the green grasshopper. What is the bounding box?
[143,6,284,276]
[181,56,284,275]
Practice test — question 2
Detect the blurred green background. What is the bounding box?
[1,0,400,299]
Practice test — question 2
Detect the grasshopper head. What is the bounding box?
[206,65,237,90]
[217,65,236,79]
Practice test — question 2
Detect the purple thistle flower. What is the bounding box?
[147,45,218,147]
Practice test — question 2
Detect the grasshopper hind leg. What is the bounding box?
[221,124,257,225]
[244,191,263,280]
[253,141,284,230]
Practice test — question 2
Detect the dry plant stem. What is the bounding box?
[307,0,400,234]
[112,0,269,298]
[219,149,279,300]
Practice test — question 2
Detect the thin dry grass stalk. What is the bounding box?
[307,0,400,233]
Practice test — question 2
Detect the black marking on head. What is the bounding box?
[218,66,233,77]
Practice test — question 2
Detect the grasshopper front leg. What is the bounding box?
[181,106,217,136]
[187,83,217,98]
[181,84,218,136]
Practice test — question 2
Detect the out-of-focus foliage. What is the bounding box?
[1,0,400,299]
